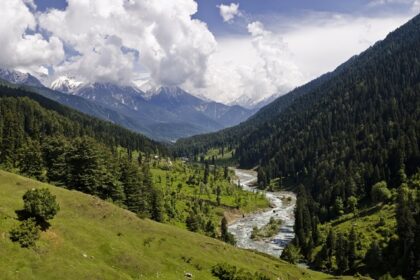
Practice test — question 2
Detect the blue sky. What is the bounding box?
[34,0,417,35]
[5,0,419,105]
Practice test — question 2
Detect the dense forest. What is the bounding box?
[174,14,420,279]
[0,86,168,220]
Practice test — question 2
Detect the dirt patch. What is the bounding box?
[223,208,244,225]
[43,229,63,249]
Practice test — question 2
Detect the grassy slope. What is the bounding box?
[0,170,353,280]
[326,204,396,252]
[312,204,396,271]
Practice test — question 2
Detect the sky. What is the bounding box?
[1,0,419,106]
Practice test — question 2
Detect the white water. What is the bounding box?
[228,169,296,258]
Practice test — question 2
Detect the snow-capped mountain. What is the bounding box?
[0,70,256,140]
[50,77,255,141]
[50,76,84,94]
[0,68,44,88]
[228,92,283,110]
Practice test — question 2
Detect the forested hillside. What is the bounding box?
[173,70,336,157]
[0,85,170,220]
[245,15,420,279]
[174,13,420,279]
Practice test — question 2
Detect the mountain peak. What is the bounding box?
[50,76,84,94]
[0,68,44,88]
[134,81,191,100]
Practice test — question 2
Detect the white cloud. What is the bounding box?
[0,0,417,107]
[283,13,413,81]
[39,0,217,86]
[218,3,240,22]
[186,13,415,106]
[185,21,302,106]
[413,0,420,11]
[0,0,64,74]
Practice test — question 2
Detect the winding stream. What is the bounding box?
[228,169,296,258]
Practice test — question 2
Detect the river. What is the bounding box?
[228,169,296,258]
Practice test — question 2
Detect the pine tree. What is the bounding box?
[67,137,104,195]
[216,186,222,206]
[336,233,349,273]
[220,217,235,244]
[18,139,44,180]
[325,229,336,270]
[205,220,216,237]
[224,166,229,179]
[364,241,383,271]
[42,136,68,185]
[204,162,209,184]
[396,184,416,278]
[186,211,200,232]
[121,159,145,213]
[150,188,164,222]
[348,227,358,271]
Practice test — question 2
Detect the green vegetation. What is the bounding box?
[9,218,40,248]
[251,217,283,240]
[174,13,420,280]
[371,182,392,204]
[0,170,351,280]
[211,263,271,280]
[0,86,270,249]
[10,188,60,248]
[310,204,396,273]
[281,244,302,265]
[23,188,60,222]
[149,159,269,238]
[285,173,419,279]
[0,86,163,157]
[204,147,236,166]
[0,90,169,222]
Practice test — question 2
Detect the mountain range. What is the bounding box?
[0,72,255,142]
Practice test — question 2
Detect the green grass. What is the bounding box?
[310,203,397,273]
[150,159,269,230]
[0,170,357,280]
[204,148,237,166]
[320,204,396,256]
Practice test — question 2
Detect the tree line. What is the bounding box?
[0,92,166,221]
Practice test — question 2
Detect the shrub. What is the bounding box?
[9,218,40,248]
[281,244,301,264]
[23,188,60,221]
[212,263,237,280]
[371,181,392,203]
[211,263,272,280]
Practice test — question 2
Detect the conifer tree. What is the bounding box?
[18,139,44,180]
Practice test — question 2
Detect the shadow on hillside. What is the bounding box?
[15,209,51,231]
[330,204,382,226]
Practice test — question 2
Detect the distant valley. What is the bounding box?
[0,71,255,142]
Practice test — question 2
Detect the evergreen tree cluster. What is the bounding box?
[287,173,420,279]
[0,86,164,166]
[0,89,166,221]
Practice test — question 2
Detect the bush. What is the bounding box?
[23,188,60,221]
[9,218,40,248]
[281,244,301,264]
[211,263,272,280]
[371,181,392,203]
[211,263,237,280]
